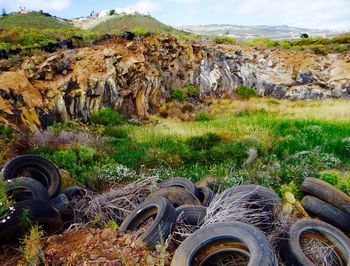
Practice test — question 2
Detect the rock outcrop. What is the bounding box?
[0,36,349,131]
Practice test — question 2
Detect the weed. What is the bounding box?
[235,85,257,99]
[195,111,211,122]
[90,108,124,126]
[213,35,237,44]
[105,220,118,230]
[170,88,187,102]
[19,225,45,266]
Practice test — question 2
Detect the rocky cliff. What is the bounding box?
[0,36,349,131]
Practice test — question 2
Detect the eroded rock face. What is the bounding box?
[0,36,349,131]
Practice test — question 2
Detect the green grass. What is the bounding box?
[91,14,179,35]
[0,27,98,49]
[0,12,71,30]
[243,33,350,54]
[22,98,350,197]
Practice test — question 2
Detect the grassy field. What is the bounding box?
[0,12,71,29]
[0,98,343,197]
[91,14,179,35]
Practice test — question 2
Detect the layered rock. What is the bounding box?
[0,36,349,131]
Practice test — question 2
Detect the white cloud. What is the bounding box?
[0,0,71,11]
[127,0,162,14]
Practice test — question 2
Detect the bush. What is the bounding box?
[195,112,211,122]
[104,126,128,138]
[90,108,124,126]
[184,83,200,97]
[187,133,222,151]
[235,85,257,99]
[170,88,187,102]
[320,171,350,195]
[213,35,237,44]
[252,38,278,48]
[29,144,103,187]
[109,10,115,16]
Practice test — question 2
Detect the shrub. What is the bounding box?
[320,171,350,195]
[170,88,187,102]
[184,83,200,97]
[195,112,211,122]
[279,41,292,49]
[109,9,115,16]
[30,144,102,187]
[235,85,257,99]
[104,126,128,138]
[19,224,44,266]
[252,38,278,48]
[187,133,222,151]
[90,108,124,126]
[213,35,237,44]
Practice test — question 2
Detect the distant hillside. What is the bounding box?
[0,12,72,29]
[179,24,343,40]
[90,14,177,34]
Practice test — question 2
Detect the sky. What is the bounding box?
[0,0,350,30]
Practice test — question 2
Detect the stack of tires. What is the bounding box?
[118,177,214,248]
[301,177,350,232]
[0,155,85,244]
[120,176,350,265]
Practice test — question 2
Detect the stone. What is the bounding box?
[296,71,313,84]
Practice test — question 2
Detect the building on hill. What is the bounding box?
[19,7,31,14]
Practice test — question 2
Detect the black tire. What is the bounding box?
[4,177,50,201]
[302,196,350,232]
[1,155,61,198]
[119,197,176,249]
[196,187,214,207]
[283,218,350,266]
[61,186,86,200]
[50,194,69,210]
[301,177,350,214]
[159,177,197,196]
[220,184,281,230]
[171,222,278,266]
[175,205,207,226]
[0,200,63,245]
[147,187,201,208]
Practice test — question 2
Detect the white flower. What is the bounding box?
[1,219,6,223]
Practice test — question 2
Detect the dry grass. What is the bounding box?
[208,98,350,121]
[23,129,104,148]
[301,237,341,266]
[202,188,273,228]
[70,176,159,227]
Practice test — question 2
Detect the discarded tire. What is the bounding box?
[119,196,176,249]
[222,184,282,206]
[4,177,50,201]
[302,196,350,232]
[171,222,278,266]
[175,205,207,226]
[61,186,86,200]
[159,177,197,196]
[283,219,350,266]
[0,200,63,244]
[50,194,69,210]
[301,177,350,214]
[1,155,62,198]
[220,184,281,230]
[196,187,214,207]
[147,187,201,207]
